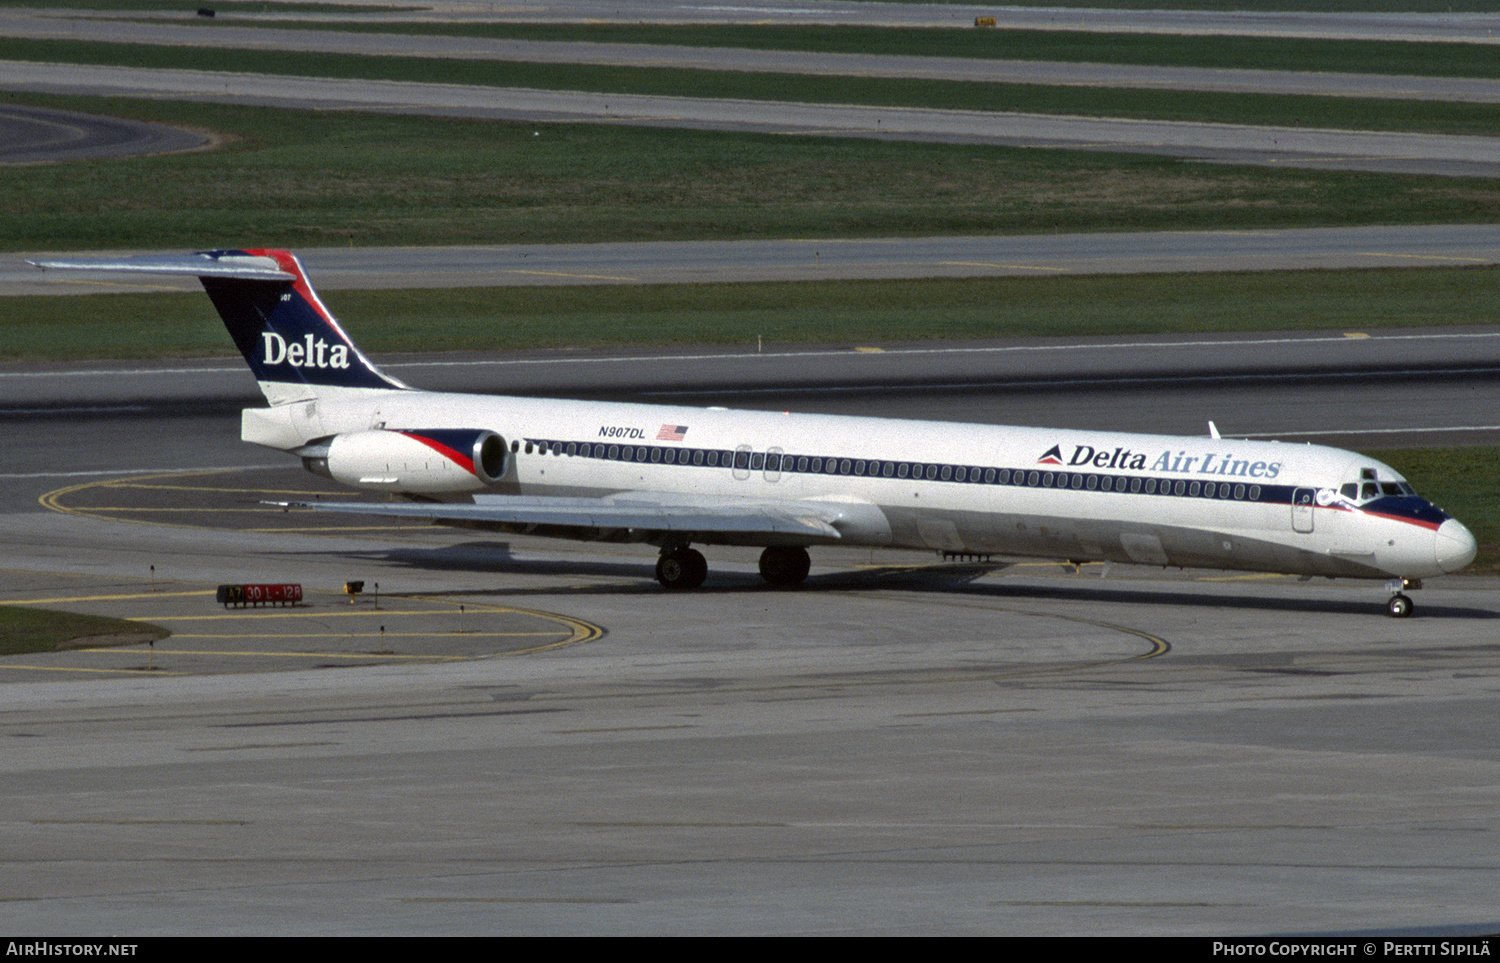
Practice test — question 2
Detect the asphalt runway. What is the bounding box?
[3,466,1499,935]
[0,104,209,166]
[10,224,1500,296]
[6,8,1500,176]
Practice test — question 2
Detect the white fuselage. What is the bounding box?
[252,386,1476,582]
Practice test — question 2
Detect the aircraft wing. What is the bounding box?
[283,492,864,543]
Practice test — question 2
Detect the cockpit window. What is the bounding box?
[1345,474,1417,504]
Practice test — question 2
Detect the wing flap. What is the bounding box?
[284,494,845,542]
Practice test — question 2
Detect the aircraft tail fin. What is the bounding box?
[29,249,408,404]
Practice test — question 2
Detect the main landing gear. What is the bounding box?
[654,545,812,590]
[1385,578,1420,618]
[655,546,708,590]
[758,546,811,587]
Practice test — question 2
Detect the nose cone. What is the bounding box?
[1436,518,1478,573]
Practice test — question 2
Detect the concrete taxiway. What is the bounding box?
[11,60,1500,179]
[2,335,1499,934]
[2,503,1498,935]
[10,226,1500,295]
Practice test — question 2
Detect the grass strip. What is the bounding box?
[0,606,168,656]
[6,37,1499,137]
[8,267,1498,361]
[288,21,1500,81]
[5,94,1500,252]
[4,0,1495,14]
[884,0,1500,12]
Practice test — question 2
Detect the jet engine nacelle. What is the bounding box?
[303,429,508,493]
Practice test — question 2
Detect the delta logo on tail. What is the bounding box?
[261,331,351,370]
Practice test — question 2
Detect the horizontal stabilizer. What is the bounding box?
[28,251,294,281]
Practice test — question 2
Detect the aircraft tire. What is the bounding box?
[759,546,811,587]
[656,547,707,590]
[1387,593,1414,618]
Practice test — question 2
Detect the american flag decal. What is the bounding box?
[657,424,688,441]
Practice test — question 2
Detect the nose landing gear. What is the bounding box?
[1385,577,1420,618]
